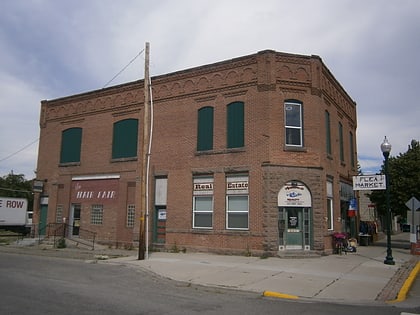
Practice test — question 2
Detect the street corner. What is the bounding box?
[387,260,420,304]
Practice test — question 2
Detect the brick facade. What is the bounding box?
[34,50,357,255]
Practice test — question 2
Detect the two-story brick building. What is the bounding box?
[34,50,357,255]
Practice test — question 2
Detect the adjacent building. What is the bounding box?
[34,50,358,255]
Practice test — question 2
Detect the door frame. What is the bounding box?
[69,203,81,237]
[277,181,312,251]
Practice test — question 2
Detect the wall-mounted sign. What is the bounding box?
[32,180,44,193]
[158,209,167,220]
[278,181,311,207]
[193,177,214,195]
[353,175,386,190]
[71,178,119,203]
[227,176,249,195]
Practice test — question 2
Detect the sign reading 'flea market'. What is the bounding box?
[353,175,386,191]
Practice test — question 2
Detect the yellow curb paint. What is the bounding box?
[387,261,420,303]
[263,291,299,300]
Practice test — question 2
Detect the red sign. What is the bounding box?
[72,179,119,204]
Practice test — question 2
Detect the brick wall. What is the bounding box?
[35,50,357,254]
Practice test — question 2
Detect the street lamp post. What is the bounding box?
[381,136,395,265]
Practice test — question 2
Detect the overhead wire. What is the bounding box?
[102,49,145,88]
[0,138,39,163]
[0,49,146,167]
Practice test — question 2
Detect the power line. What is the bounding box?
[0,187,33,194]
[0,138,39,163]
[1,50,145,166]
[103,49,145,88]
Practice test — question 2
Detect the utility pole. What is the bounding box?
[138,42,150,260]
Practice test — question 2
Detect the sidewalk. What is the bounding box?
[101,233,419,306]
[4,232,419,307]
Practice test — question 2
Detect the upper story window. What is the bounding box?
[197,106,214,151]
[284,100,303,147]
[112,118,138,159]
[227,102,244,148]
[60,127,82,164]
[339,122,344,162]
[325,111,331,155]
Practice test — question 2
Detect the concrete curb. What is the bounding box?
[388,261,420,303]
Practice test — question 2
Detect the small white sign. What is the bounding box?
[353,175,386,190]
[158,209,167,220]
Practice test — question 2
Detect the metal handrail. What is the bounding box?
[37,223,96,250]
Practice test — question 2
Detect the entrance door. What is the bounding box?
[153,206,166,244]
[70,204,81,236]
[286,208,304,249]
[38,204,48,236]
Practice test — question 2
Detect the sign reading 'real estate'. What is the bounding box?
[353,175,386,191]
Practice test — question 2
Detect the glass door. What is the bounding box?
[286,207,304,249]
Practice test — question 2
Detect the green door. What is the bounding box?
[285,208,304,249]
[38,204,48,236]
[153,206,166,244]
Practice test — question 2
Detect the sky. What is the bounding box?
[0,0,419,180]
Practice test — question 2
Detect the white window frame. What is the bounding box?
[284,101,303,147]
[226,175,249,230]
[193,176,214,229]
[226,195,249,230]
[326,181,334,230]
[193,195,213,229]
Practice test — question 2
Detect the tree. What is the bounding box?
[370,140,420,218]
[0,172,34,210]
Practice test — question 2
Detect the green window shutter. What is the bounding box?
[60,127,82,163]
[349,132,355,168]
[325,111,331,155]
[197,107,214,151]
[339,122,344,162]
[227,102,244,148]
[112,119,138,159]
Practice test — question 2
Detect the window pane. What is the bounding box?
[194,213,212,228]
[285,103,301,127]
[285,128,301,146]
[227,195,248,229]
[327,198,333,230]
[126,204,135,228]
[228,195,248,211]
[228,213,248,229]
[284,101,302,146]
[91,204,103,225]
[197,107,214,151]
[195,196,212,211]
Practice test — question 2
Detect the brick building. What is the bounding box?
[34,50,357,255]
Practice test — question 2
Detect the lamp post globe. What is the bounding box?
[381,136,392,156]
[381,136,395,265]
